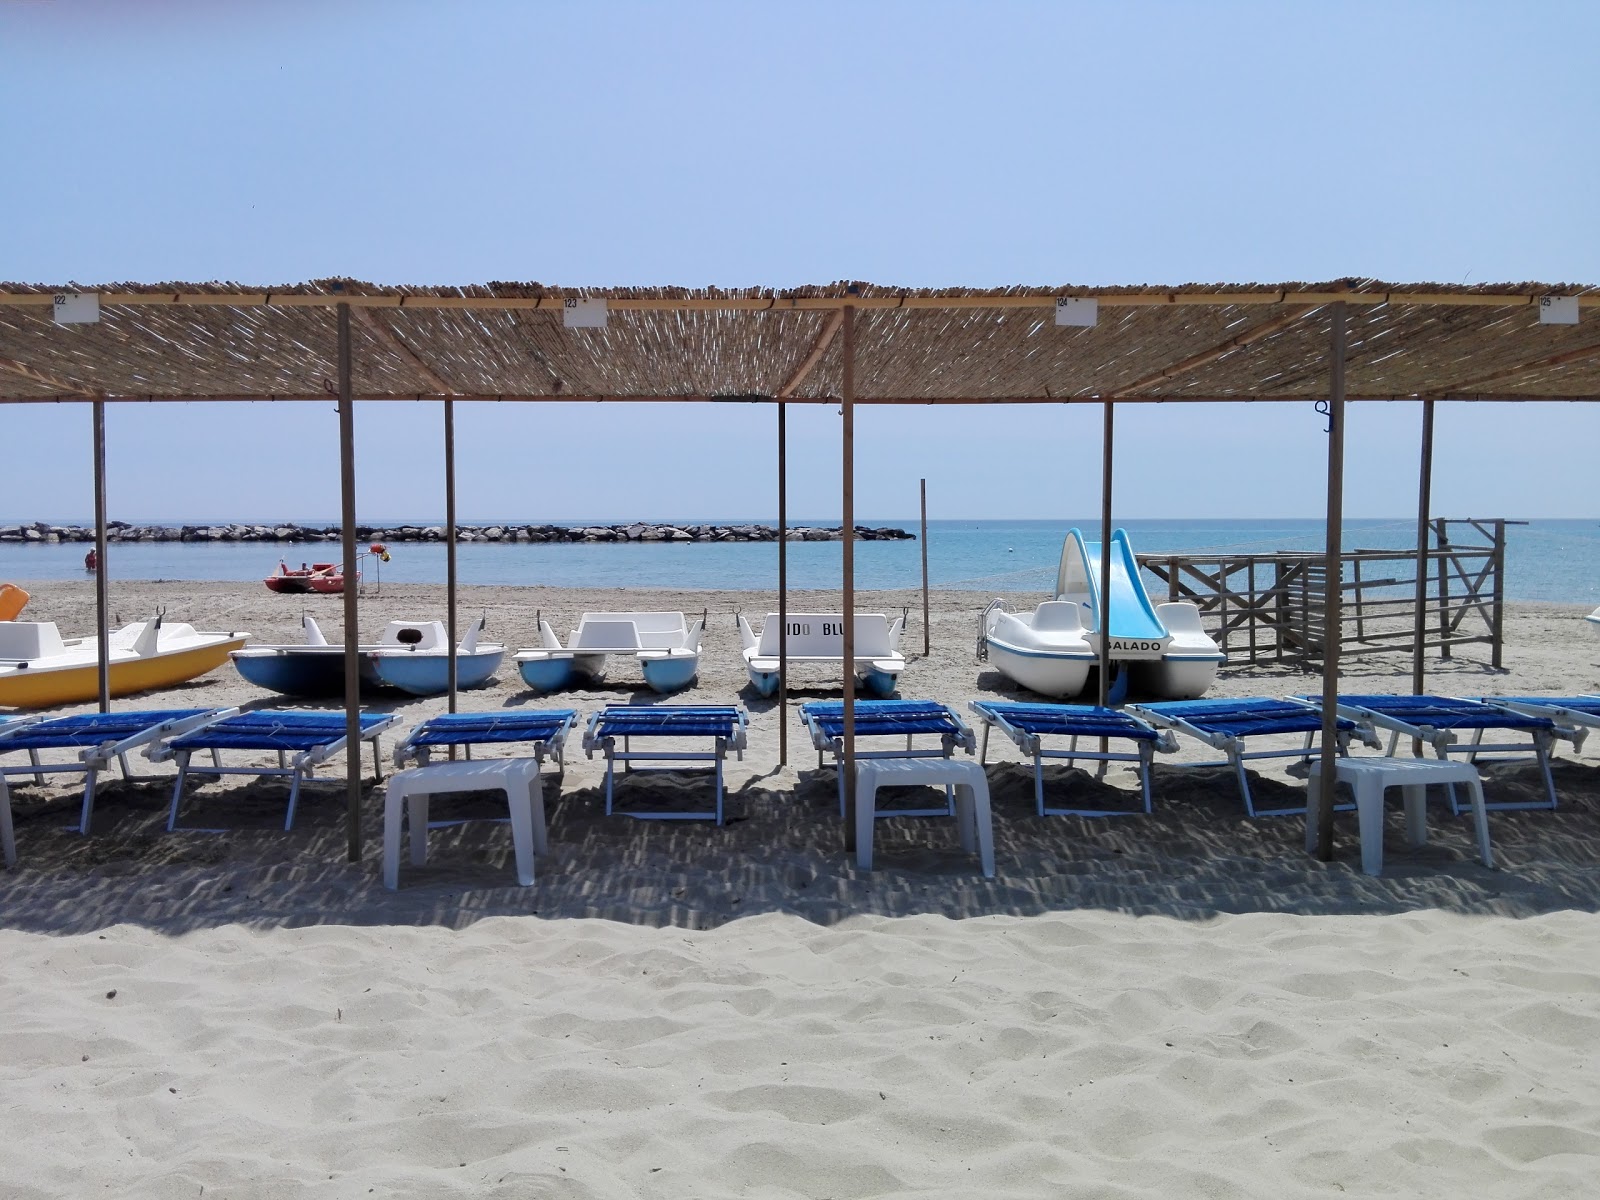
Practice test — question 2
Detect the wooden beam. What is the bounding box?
[0,354,101,396]
[1432,339,1600,395]
[0,288,1592,313]
[1107,305,1319,396]
[841,306,857,852]
[348,306,457,394]
[4,390,1596,406]
[92,401,110,714]
[776,309,844,397]
[1314,303,1348,863]
[337,303,362,864]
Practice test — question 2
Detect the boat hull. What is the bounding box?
[370,650,503,697]
[640,655,699,694]
[1128,656,1223,701]
[982,637,1094,699]
[516,656,576,693]
[0,637,246,709]
[231,648,370,698]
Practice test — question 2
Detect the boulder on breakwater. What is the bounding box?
[0,521,915,545]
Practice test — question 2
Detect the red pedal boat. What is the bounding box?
[262,545,386,595]
[264,561,343,594]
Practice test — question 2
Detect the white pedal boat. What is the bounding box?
[515,612,704,694]
[737,612,906,698]
[232,615,503,698]
[979,528,1223,701]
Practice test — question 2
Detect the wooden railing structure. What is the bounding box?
[1138,518,1515,669]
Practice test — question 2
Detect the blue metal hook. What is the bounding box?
[1315,399,1332,433]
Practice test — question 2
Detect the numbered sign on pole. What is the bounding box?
[1538,295,1579,325]
[53,293,100,324]
[1055,297,1098,327]
[562,298,607,329]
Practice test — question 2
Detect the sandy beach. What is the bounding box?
[4,579,1600,1197]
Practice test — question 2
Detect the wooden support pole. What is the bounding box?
[920,478,930,657]
[91,400,110,713]
[841,306,857,851]
[337,303,362,863]
[777,400,788,767]
[1314,303,1347,862]
[1491,519,1507,670]
[1097,401,1114,709]
[1435,517,1452,660]
[1412,399,1434,697]
[445,397,458,713]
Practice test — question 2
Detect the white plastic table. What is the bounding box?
[1306,756,1493,876]
[854,756,994,877]
[383,758,548,889]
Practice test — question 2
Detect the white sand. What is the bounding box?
[4,580,1600,1197]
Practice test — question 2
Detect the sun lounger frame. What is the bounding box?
[1291,694,1569,811]
[1478,696,1600,755]
[394,709,578,769]
[969,700,1174,817]
[0,707,237,835]
[799,699,976,818]
[1128,697,1377,818]
[582,705,748,824]
[152,709,400,831]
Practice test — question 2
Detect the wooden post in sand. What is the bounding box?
[1097,401,1114,710]
[1412,399,1434,698]
[1314,303,1348,861]
[444,398,458,713]
[841,306,857,850]
[91,399,110,714]
[777,401,788,766]
[337,302,362,862]
[920,478,930,657]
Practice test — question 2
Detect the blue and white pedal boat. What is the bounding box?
[980,528,1223,700]
[232,615,503,699]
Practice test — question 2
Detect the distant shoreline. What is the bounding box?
[0,521,916,546]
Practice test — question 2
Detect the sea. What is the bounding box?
[2,518,1597,604]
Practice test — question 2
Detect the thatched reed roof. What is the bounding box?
[0,280,1596,404]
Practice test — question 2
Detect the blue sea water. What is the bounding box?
[2,518,1597,603]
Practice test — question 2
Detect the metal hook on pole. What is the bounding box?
[1315,399,1332,433]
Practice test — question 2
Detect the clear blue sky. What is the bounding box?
[2,1,1596,523]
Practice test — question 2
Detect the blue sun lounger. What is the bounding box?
[394,709,579,769]
[799,699,977,818]
[1293,694,1573,811]
[0,707,237,836]
[151,709,401,831]
[968,701,1175,817]
[582,705,748,824]
[1128,697,1379,817]
[1478,696,1600,753]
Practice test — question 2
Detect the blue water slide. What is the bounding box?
[1055,527,1169,641]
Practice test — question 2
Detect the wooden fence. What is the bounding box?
[1138,519,1513,668]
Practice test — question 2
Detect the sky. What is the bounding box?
[1,0,1597,523]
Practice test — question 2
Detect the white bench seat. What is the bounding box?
[739,612,907,698]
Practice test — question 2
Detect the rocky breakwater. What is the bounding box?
[0,521,914,544]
